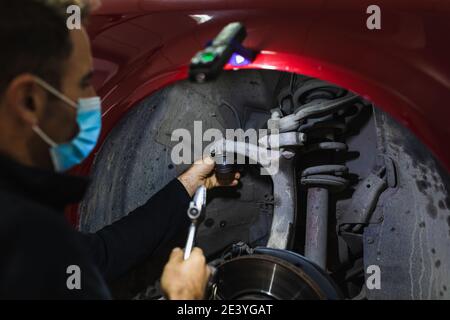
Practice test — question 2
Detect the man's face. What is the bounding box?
[0,19,98,170]
[40,27,96,145]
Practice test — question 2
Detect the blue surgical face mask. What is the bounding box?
[32,77,102,172]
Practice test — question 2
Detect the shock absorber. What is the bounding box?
[301,150,349,269]
[288,79,357,269]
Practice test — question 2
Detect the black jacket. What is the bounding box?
[0,154,191,299]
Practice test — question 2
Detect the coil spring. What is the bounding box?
[278,77,359,191]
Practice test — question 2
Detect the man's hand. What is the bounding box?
[178,156,240,197]
[161,247,211,300]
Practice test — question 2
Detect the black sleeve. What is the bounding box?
[81,178,191,281]
[0,208,111,300]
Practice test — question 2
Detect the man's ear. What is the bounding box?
[4,74,48,127]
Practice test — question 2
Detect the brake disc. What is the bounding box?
[211,254,340,300]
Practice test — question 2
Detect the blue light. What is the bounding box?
[229,53,251,67]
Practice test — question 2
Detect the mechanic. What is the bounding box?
[0,0,239,299]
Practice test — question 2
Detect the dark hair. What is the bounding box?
[0,0,89,95]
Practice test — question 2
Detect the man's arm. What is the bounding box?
[81,177,191,281]
[80,157,240,298]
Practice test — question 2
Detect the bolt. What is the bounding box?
[204,218,214,228]
[281,150,296,159]
[195,73,206,83]
[367,237,374,244]
[298,133,307,143]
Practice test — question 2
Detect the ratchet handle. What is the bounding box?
[184,222,197,260]
[184,185,207,260]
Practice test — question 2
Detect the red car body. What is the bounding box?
[68,0,450,225]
